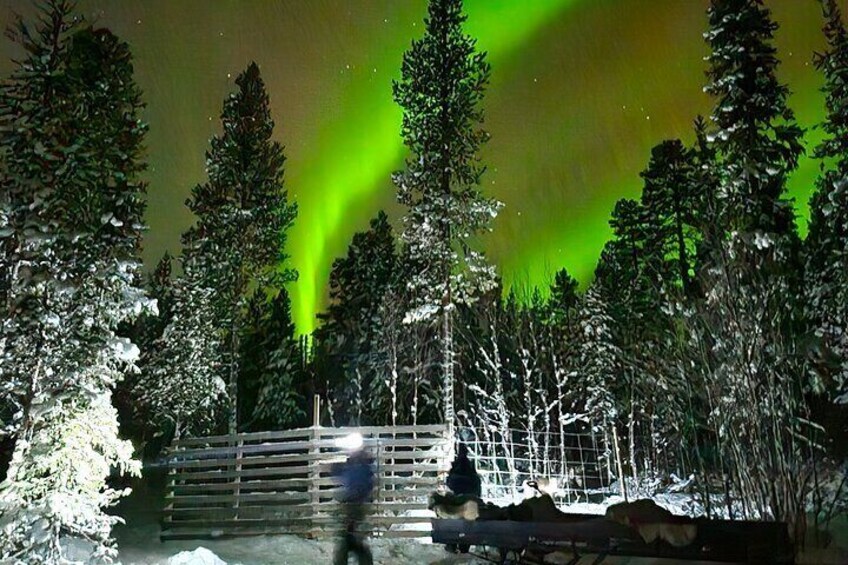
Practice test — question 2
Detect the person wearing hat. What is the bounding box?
[333,435,375,565]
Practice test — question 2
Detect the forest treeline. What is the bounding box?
[1,0,847,561]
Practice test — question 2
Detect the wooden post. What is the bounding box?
[313,394,321,428]
[308,410,321,537]
[612,426,628,503]
[376,437,383,507]
[162,435,178,538]
[233,435,243,519]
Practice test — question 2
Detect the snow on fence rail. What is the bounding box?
[161,424,450,540]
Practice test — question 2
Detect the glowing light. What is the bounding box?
[14,1,821,331]
[335,432,364,451]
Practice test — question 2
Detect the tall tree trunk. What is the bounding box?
[354,366,363,425]
[412,336,420,426]
[228,284,243,436]
[439,20,454,438]
[553,348,566,477]
[228,319,239,436]
[442,294,454,437]
[673,190,690,292]
[629,373,637,482]
[389,342,398,427]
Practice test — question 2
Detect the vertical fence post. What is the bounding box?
[441,425,450,486]
[308,406,321,537]
[612,426,628,503]
[163,436,179,536]
[233,434,243,521]
[376,436,383,511]
[577,431,587,503]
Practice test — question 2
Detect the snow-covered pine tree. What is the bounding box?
[687,115,724,272]
[806,0,848,404]
[695,0,812,532]
[0,189,10,321]
[250,288,305,430]
[0,182,11,441]
[704,0,804,237]
[393,0,502,430]
[632,139,713,478]
[183,62,296,435]
[114,252,176,447]
[132,269,226,439]
[576,286,622,431]
[146,253,177,340]
[392,248,442,425]
[594,199,665,479]
[546,269,581,477]
[0,6,151,561]
[317,211,398,424]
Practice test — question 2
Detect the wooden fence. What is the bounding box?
[161,425,450,540]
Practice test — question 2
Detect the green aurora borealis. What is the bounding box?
[0,0,834,334]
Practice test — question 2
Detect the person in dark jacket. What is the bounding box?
[445,442,481,553]
[334,446,374,565]
[447,442,482,498]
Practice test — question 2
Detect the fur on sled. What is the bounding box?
[605,499,698,547]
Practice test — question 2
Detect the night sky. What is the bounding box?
[0,1,832,334]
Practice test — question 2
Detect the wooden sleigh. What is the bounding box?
[429,495,794,564]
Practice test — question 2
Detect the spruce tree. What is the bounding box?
[688,115,723,270]
[693,0,812,530]
[704,0,803,236]
[136,253,176,351]
[637,138,714,477]
[548,268,579,326]
[594,199,672,480]
[183,62,296,434]
[132,269,226,439]
[594,197,666,352]
[317,211,397,424]
[0,5,151,560]
[639,139,702,293]
[393,0,501,429]
[806,0,848,404]
[595,199,655,304]
[577,287,622,428]
[114,252,175,445]
[251,288,305,430]
[238,291,270,430]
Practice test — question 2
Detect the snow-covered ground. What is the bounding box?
[111,497,743,565]
[113,472,848,565]
[116,518,848,565]
[112,485,709,565]
[117,525,480,565]
[112,472,481,565]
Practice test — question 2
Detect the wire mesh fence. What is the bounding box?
[458,424,616,505]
